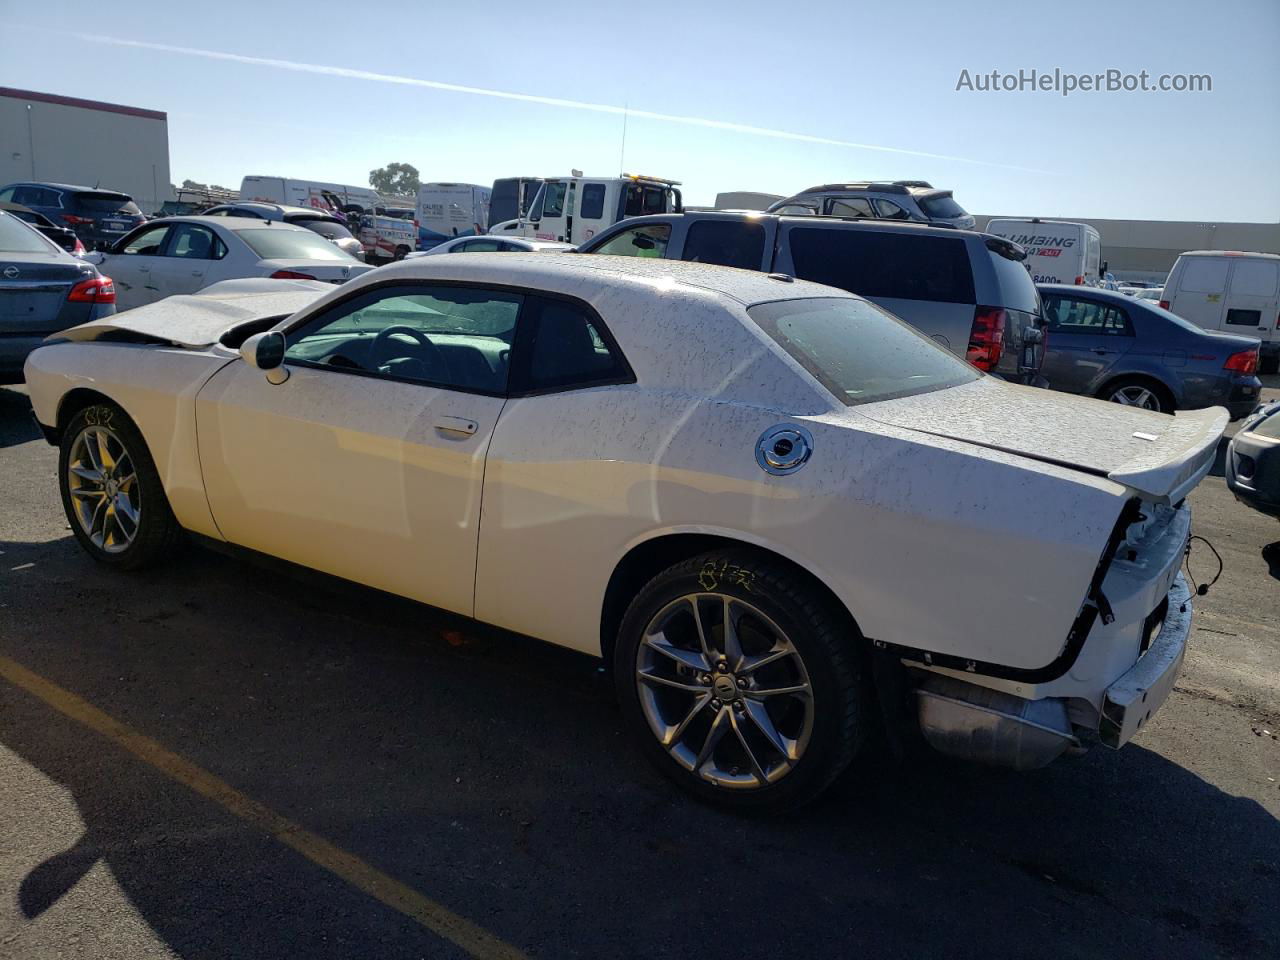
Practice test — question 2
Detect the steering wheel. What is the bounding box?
[368,325,448,373]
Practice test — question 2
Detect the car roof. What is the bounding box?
[365,250,843,307]
[598,209,983,240]
[6,181,130,196]
[1177,250,1280,260]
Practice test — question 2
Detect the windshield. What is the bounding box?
[748,297,979,406]
[295,218,355,240]
[239,228,354,261]
[917,193,967,219]
[0,212,59,253]
[76,193,142,215]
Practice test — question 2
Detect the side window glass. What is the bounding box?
[1044,297,1113,333]
[0,187,16,203]
[520,297,630,392]
[592,224,670,258]
[542,183,567,218]
[1102,307,1132,335]
[169,225,218,259]
[774,204,817,216]
[580,183,606,219]
[121,226,170,255]
[284,286,522,393]
[457,239,502,252]
[827,198,875,218]
[682,220,766,270]
[872,199,910,220]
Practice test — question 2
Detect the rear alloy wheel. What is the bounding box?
[1103,377,1172,413]
[616,551,869,812]
[59,403,184,569]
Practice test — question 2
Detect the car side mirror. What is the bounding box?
[240,331,288,382]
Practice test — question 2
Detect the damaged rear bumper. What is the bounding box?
[1098,573,1192,748]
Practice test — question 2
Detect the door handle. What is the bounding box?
[191,270,203,276]
[1091,347,1113,355]
[434,416,478,436]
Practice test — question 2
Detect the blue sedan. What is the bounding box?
[1038,284,1262,419]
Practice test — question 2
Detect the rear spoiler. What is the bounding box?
[1107,407,1228,504]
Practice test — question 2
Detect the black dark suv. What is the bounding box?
[0,182,146,250]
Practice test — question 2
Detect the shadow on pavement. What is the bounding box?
[1,536,1277,960]
[1264,541,1280,582]
[0,386,40,448]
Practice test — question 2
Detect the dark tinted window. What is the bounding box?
[75,192,141,215]
[295,217,354,240]
[682,220,765,270]
[14,186,60,207]
[520,297,630,392]
[580,183,606,219]
[918,194,967,219]
[749,297,978,405]
[787,228,975,303]
[1226,308,1264,327]
[490,178,520,224]
[987,248,1040,312]
[872,199,910,220]
[624,186,669,217]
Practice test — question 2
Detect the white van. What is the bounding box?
[1162,251,1280,372]
[985,218,1102,286]
[239,176,381,216]
[490,174,682,245]
[415,183,491,251]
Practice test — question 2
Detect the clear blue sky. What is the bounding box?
[3,0,1278,221]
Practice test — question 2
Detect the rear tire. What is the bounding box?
[1098,376,1175,413]
[1261,354,1279,376]
[58,402,184,570]
[393,245,410,261]
[614,550,870,813]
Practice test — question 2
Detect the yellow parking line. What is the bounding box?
[0,654,527,960]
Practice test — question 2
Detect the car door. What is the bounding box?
[1224,258,1279,345]
[1040,294,1134,394]
[146,223,224,298]
[99,224,172,310]
[195,282,519,616]
[1170,258,1229,331]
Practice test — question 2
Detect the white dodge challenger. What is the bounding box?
[24,255,1225,810]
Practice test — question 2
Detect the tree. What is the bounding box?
[369,162,421,197]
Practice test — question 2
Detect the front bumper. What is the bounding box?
[1099,574,1192,748]
[1227,418,1280,519]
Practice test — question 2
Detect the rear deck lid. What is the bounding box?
[858,377,1227,503]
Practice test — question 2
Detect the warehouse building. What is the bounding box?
[0,86,173,215]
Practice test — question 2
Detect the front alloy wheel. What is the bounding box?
[66,424,141,553]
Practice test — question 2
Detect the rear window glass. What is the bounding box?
[75,193,141,215]
[0,212,58,253]
[987,248,1040,313]
[1179,259,1229,294]
[681,220,765,270]
[239,228,353,261]
[787,228,975,304]
[748,297,979,406]
[295,218,354,240]
[1229,260,1279,297]
[917,194,967,219]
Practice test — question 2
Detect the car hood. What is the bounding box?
[854,377,1227,503]
[51,279,333,349]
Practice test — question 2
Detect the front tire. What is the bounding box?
[58,402,184,569]
[614,550,870,812]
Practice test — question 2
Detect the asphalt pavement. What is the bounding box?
[1,380,1277,960]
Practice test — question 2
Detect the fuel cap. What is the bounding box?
[756,424,813,475]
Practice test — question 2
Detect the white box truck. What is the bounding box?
[985,218,1103,286]
[239,176,382,216]
[414,183,491,251]
[489,174,682,245]
[1161,250,1280,372]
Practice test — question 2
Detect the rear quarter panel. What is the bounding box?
[24,342,232,538]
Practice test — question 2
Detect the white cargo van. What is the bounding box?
[985,218,1102,286]
[1162,250,1280,372]
[239,176,381,216]
[489,174,682,245]
[415,183,491,251]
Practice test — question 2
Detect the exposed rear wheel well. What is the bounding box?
[599,534,860,669]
